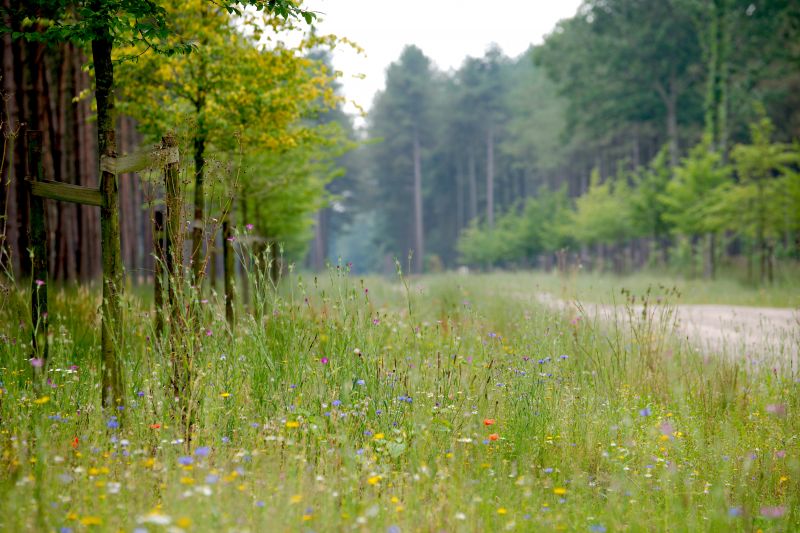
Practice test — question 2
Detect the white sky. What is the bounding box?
[305,0,583,123]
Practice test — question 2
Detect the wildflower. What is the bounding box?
[106,417,119,429]
[367,475,381,485]
[320,357,329,364]
[760,506,786,518]
[35,279,45,287]
[483,418,496,426]
[553,487,567,496]
[79,516,102,526]
[194,446,210,457]
[178,456,193,466]
[497,508,507,515]
[765,404,787,417]
[543,467,553,474]
[639,407,652,417]
[589,525,607,533]
[219,392,230,398]
[286,421,300,428]
[356,379,366,386]
[332,400,341,407]
[290,494,303,504]
[71,437,79,449]
[150,423,161,429]
[33,396,50,405]
[488,433,499,441]
[373,433,385,440]
[30,358,44,368]
[246,224,254,231]
[138,513,172,525]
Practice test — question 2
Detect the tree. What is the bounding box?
[2,0,314,409]
[368,45,434,274]
[723,116,800,282]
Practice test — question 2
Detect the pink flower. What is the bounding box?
[205,329,213,337]
[34,279,45,287]
[765,404,787,417]
[320,357,329,364]
[760,506,786,518]
[246,224,254,231]
[30,358,44,368]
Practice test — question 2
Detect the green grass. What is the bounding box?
[485,270,800,308]
[0,269,798,531]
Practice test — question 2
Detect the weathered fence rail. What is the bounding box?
[25,130,181,411]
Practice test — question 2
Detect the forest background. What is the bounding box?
[2,0,800,287]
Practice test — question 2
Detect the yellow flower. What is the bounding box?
[80,516,102,526]
[286,421,300,428]
[180,477,195,485]
[497,507,507,515]
[373,433,384,440]
[33,396,50,405]
[219,392,230,398]
[553,487,567,496]
[290,494,303,504]
[367,475,381,485]
[176,517,192,528]
[302,514,313,521]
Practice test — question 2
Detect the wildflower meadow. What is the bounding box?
[1,266,797,532]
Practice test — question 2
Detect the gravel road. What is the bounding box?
[534,292,799,367]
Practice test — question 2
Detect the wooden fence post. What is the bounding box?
[162,133,182,323]
[223,217,234,326]
[153,209,165,335]
[26,131,48,365]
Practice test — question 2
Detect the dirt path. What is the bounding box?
[533,292,799,366]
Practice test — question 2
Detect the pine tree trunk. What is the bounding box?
[486,126,495,228]
[412,130,424,274]
[468,152,477,222]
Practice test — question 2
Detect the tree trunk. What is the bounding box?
[91,32,125,411]
[468,152,477,222]
[412,130,424,274]
[191,126,206,285]
[486,126,495,228]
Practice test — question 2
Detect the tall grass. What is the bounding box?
[0,264,797,531]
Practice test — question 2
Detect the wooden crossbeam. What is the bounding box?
[100,145,180,175]
[27,178,103,206]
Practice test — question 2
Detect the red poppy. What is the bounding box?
[150,423,161,429]
[71,436,79,449]
[483,418,496,426]
[488,433,499,441]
